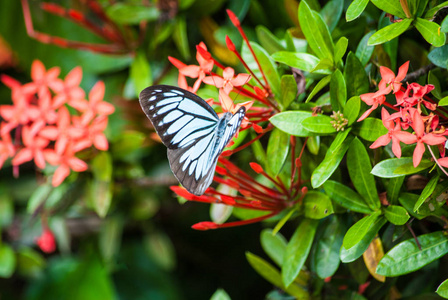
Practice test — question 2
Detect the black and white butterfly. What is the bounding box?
[139,85,246,196]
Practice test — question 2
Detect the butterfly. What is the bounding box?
[139,85,246,196]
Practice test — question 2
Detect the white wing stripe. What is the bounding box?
[156,103,178,116]
[163,110,183,124]
[178,100,217,121]
[166,115,194,135]
[156,96,183,107]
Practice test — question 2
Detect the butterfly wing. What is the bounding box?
[140,85,242,195]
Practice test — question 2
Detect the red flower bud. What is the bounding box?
[249,162,263,174]
[36,228,56,253]
[191,221,218,230]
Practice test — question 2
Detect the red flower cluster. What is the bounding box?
[0,60,114,186]
[166,10,306,229]
[360,61,447,168]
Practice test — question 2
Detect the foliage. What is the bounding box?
[1,0,448,299]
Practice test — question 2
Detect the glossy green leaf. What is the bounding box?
[282,219,318,287]
[299,1,334,61]
[370,0,406,18]
[130,52,152,98]
[0,244,15,278]
[270,111,315,137]
[340,217,387,262]
[280,75,297,110]
[311,58,334,74]
[302,115,337,134]
[27,183,52,214]
[311,133,353,188]
[346,0,369,21]
[371,158,433,178]
[173,16,191,60]
[267,129,290,176]
[260,229,288,267]
[414,174,440,212]
[438,96,448,106]
[210,289,231,300]
[334,37,348,63]
[368,18,412,45]
[90,152,113,218]
[428,45,448,69]
[303,191,334,219]
[256,25,286,54]
[314,216,345,278]
[355,31,375,66]
[106,4,160,24]
[344,96,361,126]
[324,180,373,214]
[386,176,405,204]
[343,211,382,249]
[415,18,446,47]
[383,205,410,225]
[347,138,381,210]
[344,52,369,98]
[330,69,347,111]
[320,0,343,32]
[272,51,320,72]
[353,118,388,142]
[246,252,309,298]
[437,278,448,298]
[305,75,331,103]
[399,193,433,220]
[243,42,281,96]
[377,231,448,276]
[424,1,448,19]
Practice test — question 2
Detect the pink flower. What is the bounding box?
[78,81,115,125]
[36,227,56,253]
[51,66,86,109]
[12,123,50,169]
[23,60,61,97]
[410,110,446,167]
[378,61,409,94]
[370,108,416,158]
[0,133,14,168]
[358,90,387,121]
[202,67,251,94]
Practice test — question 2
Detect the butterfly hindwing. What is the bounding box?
[139,85,246,196]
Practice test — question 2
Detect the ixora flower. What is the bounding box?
[0,59,114,186]
[35,227,56,253]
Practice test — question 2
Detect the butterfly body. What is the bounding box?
[139,85,245,195]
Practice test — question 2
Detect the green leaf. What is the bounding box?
[0,244,15,278]
[210,289,231,300]
[305,75,331,103]
[344,52,369,98]
[428,45,448,69]
[386,176,405,204]
[346,0,369,21]
[298,1,334,61]
[324,180,373,214]
[344,96,361,126]
[320,0,343,32]
[340,217,387,263]
[383,205,410,225]
[311,134,353,188]
[106,3,160,24]
[355,31,375,66]
[302,115,337,134]
[280,75,297,110]
[270,111,315,137]
[370,0,407,18]
[260,229,288,267]
[330,69,347,111]
[343,211,382,249]
[256,25,286,54]
[353,118,388,142]
[16,247,45,277]
[437,278,448,298]
[347,138,381,210]
[243,42,281,96]
[414,174,440,212]
[303,191,334,219]
[313,216,345,278]
[368,18,412,45]
[371,158,433,178]
[415,18,446,47]
[439,96,448,106]
[267,129,290,176]
[377,231,448,276]
[90,152,113,218]
[272,51,320,72]
[334,37,348,63]
[282,219,318,287]
[0,192,13,227]
[130,52,152,98]
[246,252,309,298]
[27,183,52,214]
[173,16,191,60]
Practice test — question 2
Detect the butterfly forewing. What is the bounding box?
[139,85,246,196]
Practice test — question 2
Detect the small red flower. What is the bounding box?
[36,227,56,253]
[358,90,386,121]
[378,61,409,94]
[202,67,251,94]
